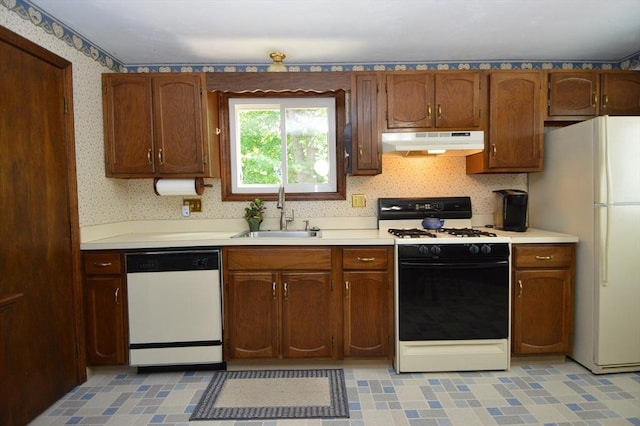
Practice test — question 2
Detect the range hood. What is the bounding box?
[381,131,484,156]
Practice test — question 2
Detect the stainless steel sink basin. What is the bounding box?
[231,229,322,238]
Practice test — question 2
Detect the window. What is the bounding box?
[220,92,346,201]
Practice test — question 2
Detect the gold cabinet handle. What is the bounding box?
[491,144,497,159]
[272,282,277,299]
[93,262,112,267]
[427,104,432,119]
[535,255,553,260]
[437,104,442,119]
[357,257,375,262]
[158,148,164,165]
[602,94,609,107]
[283,282,288,300]
[358,144,363,158]
[592,92,598,107]
[517,280,523,297]
[345,281,349,297]
[114,287,120,305]
[146,148,152,164]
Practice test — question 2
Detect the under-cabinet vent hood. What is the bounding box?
[382,131,484,156]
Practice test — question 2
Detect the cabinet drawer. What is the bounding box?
[343,247,389,270]
[513,244,573,268]
[226,247,332,270]
[83,252,122,275]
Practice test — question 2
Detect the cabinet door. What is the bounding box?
[487,72,543,171]
[103,74,155,176]
[512,269,572,354]
[281,272,333,359]
[351,72,382,175]
[343,271,390,357]
[152,74,207,175]
[85,276,127,365]
[548,72,599,117]
[385,73,434,129]
[225,271,279,359]
[601,72,640,115]
[434,72,482,128]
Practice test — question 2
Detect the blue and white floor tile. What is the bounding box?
[30,359,640,426]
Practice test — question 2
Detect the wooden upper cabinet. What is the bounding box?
[350,72,382,175]
[548,72,599,117]
[467,71,543,173]
[384,71,483,131]
[103,73,215,178]
[601,72,640,115]
[547,71,640,119]
[103,74,155,176]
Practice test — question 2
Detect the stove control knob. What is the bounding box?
[430,245,441,255]
[418,245,430,255]
[469,244,480,254]
[481,244,492,254]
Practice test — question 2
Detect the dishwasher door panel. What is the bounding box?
[127,270,221,344]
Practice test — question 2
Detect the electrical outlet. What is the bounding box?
[183,198,202,212]
[352,194,366,208]
[181,205,190,217]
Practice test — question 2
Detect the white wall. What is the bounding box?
[1,5,525,229]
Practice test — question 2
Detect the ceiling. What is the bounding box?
[29,0,640,66]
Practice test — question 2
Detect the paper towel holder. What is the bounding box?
[153,177,212,196]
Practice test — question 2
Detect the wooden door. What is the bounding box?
[385,73,434,129]
[281,272,333,358]
[225,271,279,359]
[601,72,640,115]
[102,74,155,176]
[434,72,482,128]
[548,72,599,117]
[152,74,207,175]
[343,271,390,357]
[85,276,127,365]
[0,26,84,426]
[351,72,382,175]
[512,269,572,354]
[488,72,543,171]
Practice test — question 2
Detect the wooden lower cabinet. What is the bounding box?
[83,251,128,366]
[342,247,393,358]
[223,245,394,360]
[223,247,337,360]
[511,244,575,355]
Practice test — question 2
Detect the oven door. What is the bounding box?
[398,258,509,342]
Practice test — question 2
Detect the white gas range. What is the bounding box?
[378,197,511,373]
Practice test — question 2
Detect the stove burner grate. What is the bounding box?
[388,228,437,238]
[439,227,498,237]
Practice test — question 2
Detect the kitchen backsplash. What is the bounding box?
[124,156,526,224]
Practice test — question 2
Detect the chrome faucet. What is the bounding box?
[277,185,294,230]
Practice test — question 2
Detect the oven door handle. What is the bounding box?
[399,261,508,269]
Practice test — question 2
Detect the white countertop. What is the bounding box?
[80,226,577,250]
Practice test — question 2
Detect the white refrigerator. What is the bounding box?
[529,115,640,374]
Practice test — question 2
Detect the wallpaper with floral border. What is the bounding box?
[1,0,637,229]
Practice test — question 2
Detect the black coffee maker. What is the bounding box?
[493,189,528,232]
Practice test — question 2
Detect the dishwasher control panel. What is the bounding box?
[126,249,220,273]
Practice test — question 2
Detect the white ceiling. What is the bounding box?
[29,0,640,66]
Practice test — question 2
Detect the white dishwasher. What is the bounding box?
[125,249,225,372]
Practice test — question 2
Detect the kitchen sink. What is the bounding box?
[231,229,322,238]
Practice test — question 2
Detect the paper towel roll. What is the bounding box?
[153,178,204,196]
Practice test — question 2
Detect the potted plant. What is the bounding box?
[244,198,265,232]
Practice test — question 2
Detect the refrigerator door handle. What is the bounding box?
[599,205,610,286]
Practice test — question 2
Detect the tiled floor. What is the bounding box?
[30,359,640,426]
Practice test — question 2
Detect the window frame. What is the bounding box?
[219,90,346,202]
